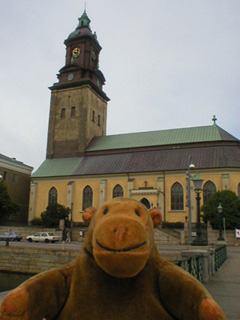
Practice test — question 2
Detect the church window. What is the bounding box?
[92,110,95,122]
[171,182,184,210]
[98,115,101,126]
[203,181,216,204]
[61,108,66,119]
[113,185,124,198]
[83,186,93,210]
[140,198,150,209]
[71,107,76,117]
[48,187,58,205]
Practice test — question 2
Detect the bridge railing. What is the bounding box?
[174,244,227,283]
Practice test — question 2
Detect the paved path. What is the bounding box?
[204,246,240,320]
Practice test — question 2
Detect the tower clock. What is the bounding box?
[46,10,109,159]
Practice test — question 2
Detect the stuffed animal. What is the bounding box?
[0,198,226,320]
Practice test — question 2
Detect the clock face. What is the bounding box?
[72,47,81,58]
[68,74,74,81]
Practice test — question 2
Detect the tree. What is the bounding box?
[0,181,18,223]
[201,190,240,229]
[40,203,70,228]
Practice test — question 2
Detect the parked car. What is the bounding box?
[0,232,22,241]
[26,232,60,243]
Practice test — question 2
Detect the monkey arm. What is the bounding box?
[0,263,74,320]
[158,263,226,320]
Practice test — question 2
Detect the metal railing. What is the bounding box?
[215,244,227,271]
[175,256,203,282]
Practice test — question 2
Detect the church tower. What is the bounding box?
[46,11,109,159]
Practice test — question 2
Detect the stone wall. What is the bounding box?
[0,247,79,274]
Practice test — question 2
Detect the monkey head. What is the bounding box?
[83,198,162,278]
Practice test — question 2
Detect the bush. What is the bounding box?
[40,203,70,228]
[31,217,43,226]
[162,222,184,229]
[0,181,19,222]
[201,190,240,229]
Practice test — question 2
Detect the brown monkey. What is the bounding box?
[0,198,225,320]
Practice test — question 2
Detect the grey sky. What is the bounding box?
[0,0,239,171]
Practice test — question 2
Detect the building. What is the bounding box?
[29,11,240,226]
[0,153,33,224]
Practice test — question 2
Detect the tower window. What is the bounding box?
[71,107,76,118]
[61,108,66,119]
[83,186,93,210]
[98,115,101,126]
[92,110,95,122]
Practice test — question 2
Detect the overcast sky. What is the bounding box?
[0,0,239,171]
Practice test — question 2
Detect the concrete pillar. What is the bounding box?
[127,179,135,197]
[222,174,229,190]
[99,180,107,205]
[28,183,37,225]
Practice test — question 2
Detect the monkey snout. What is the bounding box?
[114,227,128,242]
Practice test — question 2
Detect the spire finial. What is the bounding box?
[212,115,217,126]
[84,2,87,12]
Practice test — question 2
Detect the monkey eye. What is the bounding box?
[103,208,109,215]
[135,209,140,217]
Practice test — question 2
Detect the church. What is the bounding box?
[28,11,240,226]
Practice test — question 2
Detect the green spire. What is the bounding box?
[78,9,91,28]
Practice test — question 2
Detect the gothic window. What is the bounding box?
[98,115,101,126]
[140,198,150,209]
[71,107,76,117]
[48,187,58,205]
[171,182,184,210]
[92,110,95,122]
[61,108,66,119]
[113,185,124,198]
[83,186,93,210]
[203,181,216,204]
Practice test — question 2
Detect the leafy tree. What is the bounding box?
[40,203,70,228]
[201,190,240,229]
[0,181,18,222]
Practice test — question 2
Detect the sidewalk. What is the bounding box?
[204,246,240,320]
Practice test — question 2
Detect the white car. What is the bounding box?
[26,232,60,243]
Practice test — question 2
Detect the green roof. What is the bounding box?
[86,125,238,152]
[32,158,83,178]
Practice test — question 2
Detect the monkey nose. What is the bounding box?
[114,227,128,242]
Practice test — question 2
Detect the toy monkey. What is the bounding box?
[0,198,225,319]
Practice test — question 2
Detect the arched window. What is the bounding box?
[61,108,66,119]
[48,187,57,205]
[98,115,101,126]
[113,185,124,198]
[140,198,150,209]
[83,186,93,210]
[203,181,216,204]
[92,110,95,122]
[171,182,184,210]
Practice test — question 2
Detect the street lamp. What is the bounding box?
[192,172,208,246]
[217,203,225,241]
[186,163,195,244]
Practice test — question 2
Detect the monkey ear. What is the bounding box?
[82,207,97,225]
[149,208,162,228]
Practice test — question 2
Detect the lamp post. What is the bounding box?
[186,163,195,244]
[192,172,207,246]
[217,203,225,241]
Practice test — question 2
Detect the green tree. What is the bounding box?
[0,181,18,222]
[40,203,70,228]
[201,190,240,229]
